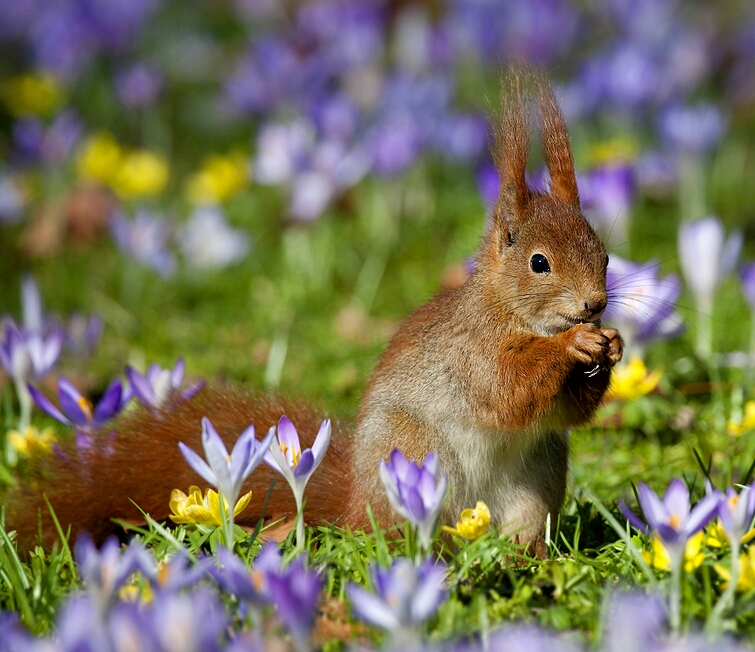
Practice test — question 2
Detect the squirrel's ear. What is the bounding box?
[535,73,580,208]
[492,70,532,246]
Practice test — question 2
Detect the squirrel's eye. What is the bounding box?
[530,253,551,274]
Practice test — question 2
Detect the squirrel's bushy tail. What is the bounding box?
[5,387,351,549]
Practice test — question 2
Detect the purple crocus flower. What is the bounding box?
[678,216,742,314]
[620,478,718,549]
[265,555,322,650]
[347,557,446,647]
[125,357,204,410]
[151,588,228,652]
[65,312,104,359]
[379,449,448,550]
[115,63,163,108]
[0,174,26,224]
[13,110,83,167]
[659,102,727,154]
[710,483,755,546]
[601,592,666,652]
[178,205,250,270]
[264,416,331,544]
[27,375,125,434]
[603,255,683,356]
[0,321,63,382]
[209,546,272,607]
[74,534,156,614]
[110,207,177,277]
[179,417,275,547]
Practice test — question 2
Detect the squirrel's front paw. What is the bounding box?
[600,328,623,367]
[562,323,609,366]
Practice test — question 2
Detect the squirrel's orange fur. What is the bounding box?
[7,69,622,555]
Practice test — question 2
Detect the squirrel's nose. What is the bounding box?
[584,297,607,318]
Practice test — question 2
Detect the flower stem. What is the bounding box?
[669,551,683,636]
[219,492,235,551]
[15,378,32,433]
[707,539,740,635]
[294,493,305,550]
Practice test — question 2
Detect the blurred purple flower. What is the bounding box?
[740,263,755,313]
[578,164,635,246]
[13,110,83,167]
[476,161,499,212]
[74,534,156,613]
[64,312,104,359]
[347,557,446,647]
[660,103,727,154]
[367,114,423,176]
[110,207,177,277]
[603,255,683,352]
[485,625,583,652]
[379,449,448,549]
[178,205,250,270]
[265,555,322,649]
[619,478,718,550]
[209,545,275,607]
[125,357,203,410]
[0,321,63,383]
[433,112,488,162]
[678,216,742,315]
[115,64,163,108]
[0,174,26,224]
[179,417,274,513]
[28,376,126,447]
[709,483,755,546]
[635,150,677,199]
[601,591,666,652]
[151,588,228,652]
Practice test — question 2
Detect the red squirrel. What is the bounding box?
[7,70,622,555]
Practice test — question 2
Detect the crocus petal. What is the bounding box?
[423,452,439,477]
[401,485,428,522]
[637,483,670,530]
[310,419,331,469]
[27,382,71,426]
[294,449,315,479]
[201,418,233,492]
[389,448,410,479]
[618,499,650,533]
[178,442,218,488]
[93,379,123,425]
[125,366,156,407]
[410,561,447,622]
[228,426,256,490]
[347,584,401,630]
[277,415,301,464]
[58,377,90,426]
[171,357,185,388]
[663,478,690,522]
[684,493,720,537]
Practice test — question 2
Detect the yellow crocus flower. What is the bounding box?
[715,546,755,592]
[727,400,755,436]
[8,426,56,457]
[112,149,169,198]
[185,152,249,203]
[606,357,662,401]
[1,72,62,116]
[169,485,252,527]
[642,531,705,573]
[442,500,490,540]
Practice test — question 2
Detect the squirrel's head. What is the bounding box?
[478,68,608,337]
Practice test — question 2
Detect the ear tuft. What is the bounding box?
[533,71,580,208]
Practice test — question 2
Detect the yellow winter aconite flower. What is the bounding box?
[705,520,755,548]
[77,132,123,183]
[607,357,662,401]
[727,400,755,436]
[642,531,705,573]
[588,136,638,165]
[186,152,249,203]
[8,426,56,457]
[112,149,169,198]
[169,485,252,526]
[715,546,755,592]
[442,500,490,540]
[1,72,62,116]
